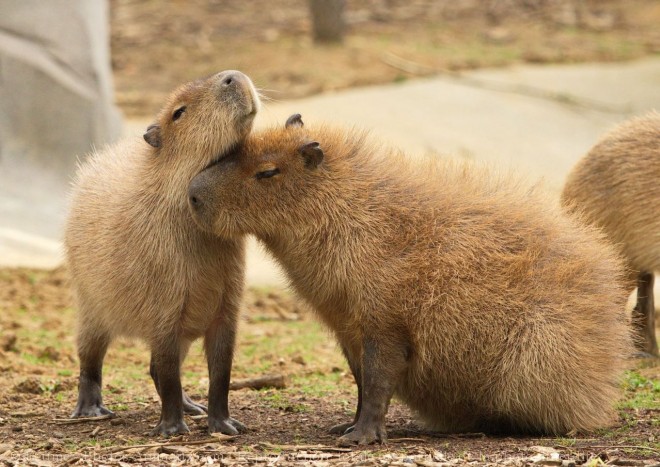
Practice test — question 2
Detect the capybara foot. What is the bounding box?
[71,402,114,419]
[150,419,190,437]
[183,392,207,415]
[208,416,247,435]
[337,424,386,446]
[329,421,355,435]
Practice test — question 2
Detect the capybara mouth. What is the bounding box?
[204,141,242,171]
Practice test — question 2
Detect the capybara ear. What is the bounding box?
[299,141,323,169]
[285,113,304,129]
[143,123,162,148]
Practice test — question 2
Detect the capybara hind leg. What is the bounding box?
[633,271,658,357]
[205,312,246,435]
[330,344,362,435]
[149,354,207,415]
[72,327,113,418]
[150,339,188,436]
[338,335,407,446]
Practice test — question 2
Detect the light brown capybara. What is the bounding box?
[187,114,631,445]
[562,112,659,357]
[65,71,259,436]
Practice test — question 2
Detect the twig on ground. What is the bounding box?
[51,415,114,425]
[389,437,426,443]
[230,374,287,390]
[100,437,236,455]
[582,445,660,455]
[257,441,352,453]
[10,411,42,418]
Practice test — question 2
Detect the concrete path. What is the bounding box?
[2,58,659,285]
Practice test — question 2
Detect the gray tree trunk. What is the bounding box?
[309,0,346,43]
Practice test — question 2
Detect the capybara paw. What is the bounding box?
[150,420,190,437]
[329,421,355,435]
[182,397,207,415]
[337,425,386,446]
[208,417,247,435]
[71,404,114,419]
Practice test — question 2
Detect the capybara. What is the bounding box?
[65,71,259,436]
[562,112,660,357]
[187,114,631,445]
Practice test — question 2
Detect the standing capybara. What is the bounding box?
[65,71,259,436]
[562,112,659,357]
[187,115,631,445]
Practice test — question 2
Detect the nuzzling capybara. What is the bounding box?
[187,114,631,445]
[65,71,259,436]
[562,112,660,357]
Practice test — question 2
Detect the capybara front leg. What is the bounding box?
[330,344,362,434]
[150,338,188,436]
[633,271,658,357]
[337,335,407,446]
[71,326,113,418]
[205,314,246,435]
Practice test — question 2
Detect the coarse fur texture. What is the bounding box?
[188,118,632,444]
[65,71,259,436]
[561,112,660,357]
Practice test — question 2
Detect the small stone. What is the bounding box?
[292,355,306,365]
[38,346,60,361]
[0,333,17,352]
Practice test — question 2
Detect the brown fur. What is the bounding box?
[188,119,632,443]
[561,111,660,356]
[65,71,259,435]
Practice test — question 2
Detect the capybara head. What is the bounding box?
[143,70,260,167]
[188,114,327,237]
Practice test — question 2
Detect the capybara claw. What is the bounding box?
[208,416,247,435]
[329,422,355,435]
[71,404,115,419]
[337,426,386,447]
[150,420,190,437]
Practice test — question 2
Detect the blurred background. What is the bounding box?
[1,0,660,277]
[111,0,660,114]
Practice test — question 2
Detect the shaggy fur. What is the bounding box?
[561,112,660,356]
[188,119,632,444]
[65,71,259,436]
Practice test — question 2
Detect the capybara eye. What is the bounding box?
[255,168,280,180]
[172,106,187,121]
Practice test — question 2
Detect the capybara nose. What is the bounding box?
[218,70,246,88]
[188,179,205,212]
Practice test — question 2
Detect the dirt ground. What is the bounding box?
[0,268,658,466]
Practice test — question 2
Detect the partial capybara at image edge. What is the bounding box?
[64,71,259,436]
[188,114,632,445]
[562,111,660,358]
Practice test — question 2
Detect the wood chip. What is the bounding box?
[229,374,286,390]
[51,414,114,424]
